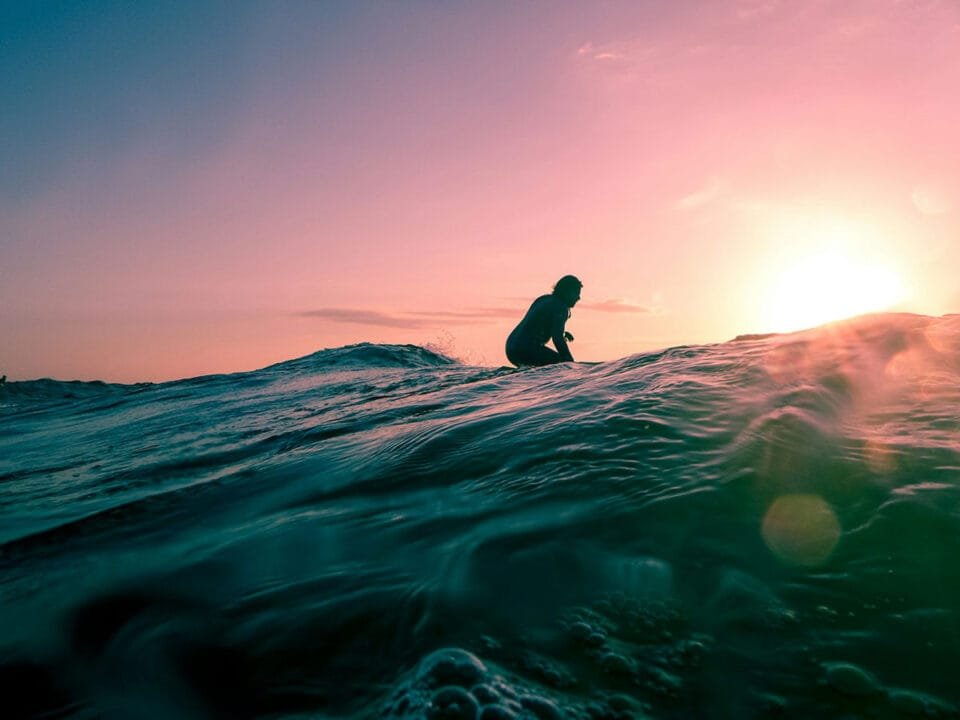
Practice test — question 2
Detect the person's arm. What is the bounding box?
[551,307,574,362]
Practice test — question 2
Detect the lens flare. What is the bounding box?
[762,494,841,567]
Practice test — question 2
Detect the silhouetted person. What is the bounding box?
[506,275,582,367]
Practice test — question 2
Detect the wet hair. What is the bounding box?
[552,275,583,298]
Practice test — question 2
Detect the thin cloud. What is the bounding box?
[299,306,520,328]
[581,299,655,314]
[736,0,781,21]
[299,309,427,329]
[302,301,659,327]
[576,40,635,63]
[400,308,519,321]
[676,178,727,210]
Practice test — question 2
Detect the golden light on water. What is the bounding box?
[762,494,841,567]
[862,438,899,476]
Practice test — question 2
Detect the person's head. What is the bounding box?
[552,275,582,307]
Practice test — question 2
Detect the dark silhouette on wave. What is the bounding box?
[506,275,582,366]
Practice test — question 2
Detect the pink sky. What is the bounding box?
[2,1,959,381]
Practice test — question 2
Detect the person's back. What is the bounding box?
[505,276,582,367]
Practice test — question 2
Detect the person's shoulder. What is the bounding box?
[530,294,567,314]
[543,295,566,312]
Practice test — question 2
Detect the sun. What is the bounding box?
[754,215,907,333]
[762,251,905,332]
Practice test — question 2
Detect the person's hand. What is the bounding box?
[564,331,574,342]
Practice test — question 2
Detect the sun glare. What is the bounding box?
[751,214,908,334]
[761,250,905,333]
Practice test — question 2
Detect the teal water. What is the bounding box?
[2,313,959,719]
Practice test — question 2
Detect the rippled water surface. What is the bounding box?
[2,313,960,718]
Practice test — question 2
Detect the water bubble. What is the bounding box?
[761,494,841,567]
[428,686,479,720]
[586,631,607,647]
[887,688,928,716]
[887,687,956,717]
[598,652,633,676]
[470,684,500,705]
[479,705,517,720]
[645,666,682,696]
[567,621,594,641]
[519,694,564,720]
[418,649,487,688]
[822,661,880,697]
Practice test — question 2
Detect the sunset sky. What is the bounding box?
[3,1,959,382]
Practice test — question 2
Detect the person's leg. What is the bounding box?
[508,344,561,367]
[530,345,562,366]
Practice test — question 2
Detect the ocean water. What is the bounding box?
[2,313,960,719]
